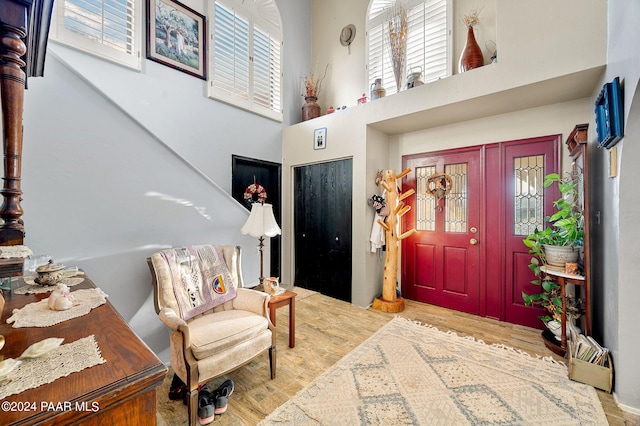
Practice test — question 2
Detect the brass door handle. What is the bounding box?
[470,238,478,245]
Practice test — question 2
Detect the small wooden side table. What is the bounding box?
[268,289,296,348]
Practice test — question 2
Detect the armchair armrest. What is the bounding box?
[233,288,270,317]
[159,308,188,331]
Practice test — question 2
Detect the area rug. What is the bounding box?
[260,317,607,425]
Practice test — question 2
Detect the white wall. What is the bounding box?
[589,0,640,414]
[389,99,589,174]
[20,0,312,362]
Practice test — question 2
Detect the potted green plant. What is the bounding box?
[523,172,584,266]
[522,171,584,326]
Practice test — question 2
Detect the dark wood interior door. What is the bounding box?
[232,155,281,277]
[402,149,481,314]
[294,159,352,302]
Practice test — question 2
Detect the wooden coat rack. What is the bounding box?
[372,169,416,313]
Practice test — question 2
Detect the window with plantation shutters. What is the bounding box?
[209,0,283,122]
[50,0,142,70]
[367,0,451,94]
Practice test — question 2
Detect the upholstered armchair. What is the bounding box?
[148,244,276,425]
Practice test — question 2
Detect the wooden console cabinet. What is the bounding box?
[0,275,167,425]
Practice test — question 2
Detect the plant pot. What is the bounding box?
[543,244,579,268]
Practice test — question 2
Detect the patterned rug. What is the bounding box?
[260,317,607,425]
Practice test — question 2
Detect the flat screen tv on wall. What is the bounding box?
[595,76,624,149]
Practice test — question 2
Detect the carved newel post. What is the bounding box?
[372,169,416,313]
[0,0,54,275]
[0,15,27,246]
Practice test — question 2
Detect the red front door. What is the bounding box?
[401,135,560,327]
[503,137,561,327]
[402,148,481,314]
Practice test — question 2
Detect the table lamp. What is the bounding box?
[241,203,281,285]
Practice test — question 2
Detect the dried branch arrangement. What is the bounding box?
[386,1,407,93]
[461,7,483,28]
[303,63,329,98]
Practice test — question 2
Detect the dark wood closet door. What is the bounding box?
[294,159,352,302]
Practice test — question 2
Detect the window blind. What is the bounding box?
[51,0,141,69]
[209,0,283,122]
[367,0,450,93]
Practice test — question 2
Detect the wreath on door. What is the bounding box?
[244,183,267,204]
[426,173,453,200]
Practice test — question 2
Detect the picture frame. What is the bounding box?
[146,0,207,79]
[314,128,327,150]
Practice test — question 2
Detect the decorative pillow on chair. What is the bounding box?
[161,245,237,320]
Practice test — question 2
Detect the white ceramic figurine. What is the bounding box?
[48,283,74,311]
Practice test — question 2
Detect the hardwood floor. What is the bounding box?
[157,292,640,425]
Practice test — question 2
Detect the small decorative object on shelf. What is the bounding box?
[405,68,424,89]
[358,93,368,104]
[459,7,484,73]
[370,78,386,100]
[326,106,335,114]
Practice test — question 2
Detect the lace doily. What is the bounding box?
[13,275,85,295]
[0,245,32,259]
[7,288,108,328]
[0,335,106,400]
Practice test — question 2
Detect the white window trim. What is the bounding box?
[49,0,142,70]
[208,0,283,122]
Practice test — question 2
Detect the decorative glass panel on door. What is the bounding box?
[415,166,436,231]
[513,155,544,236]
[445,163,467,233]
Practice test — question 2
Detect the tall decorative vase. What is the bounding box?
[301,96,320,121]
[458,26,484,73]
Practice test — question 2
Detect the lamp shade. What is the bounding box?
[241,203,281,238]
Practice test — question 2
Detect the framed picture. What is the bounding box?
[146,0,206,79]
[314,128,327,150]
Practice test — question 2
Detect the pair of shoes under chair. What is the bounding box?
[197,379,235,425]
[213,379,235,415]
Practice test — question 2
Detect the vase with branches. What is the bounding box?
[301,64,328,121]
[386,1,407,93]
[459,7,484,72]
